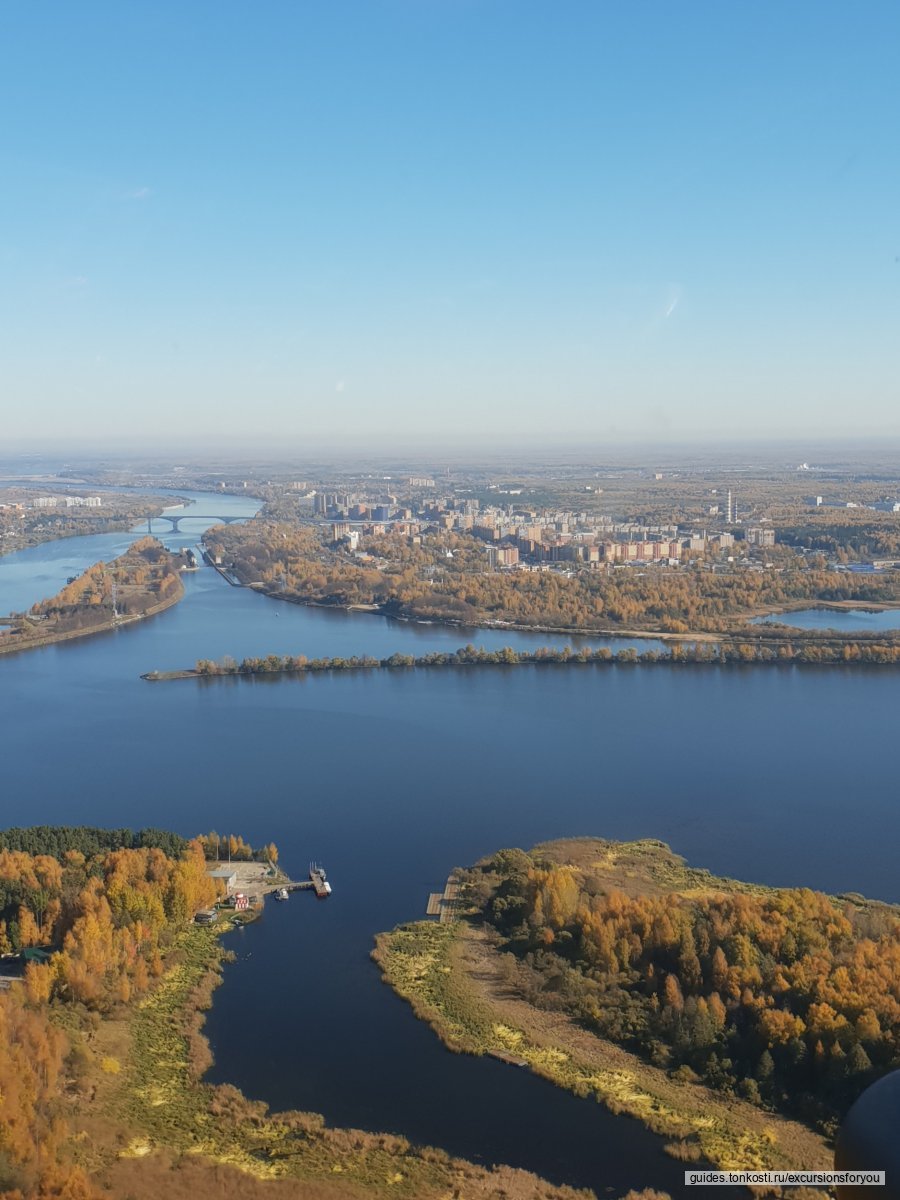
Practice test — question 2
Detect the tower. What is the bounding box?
[726,490,734,524]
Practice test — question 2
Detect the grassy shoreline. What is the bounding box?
[75,921,595,1200]
[373,919,832,1175]
[372,921,830,1176]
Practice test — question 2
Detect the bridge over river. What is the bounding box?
[149,513,246,532]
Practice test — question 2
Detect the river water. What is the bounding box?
[754,607,900,632]
[3,494,897,1195]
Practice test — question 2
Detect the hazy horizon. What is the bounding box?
[6,434,900,477]
[2,2,899,445]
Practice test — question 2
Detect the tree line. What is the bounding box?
[470,848,900,1132]
[0,825,188,860]
[195,832,278,865]
[190,637,900,678]
[0,839,216,984]
[0,827,228,1197]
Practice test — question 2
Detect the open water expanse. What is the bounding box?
[2,492,899,1195]
[754,607,900,632]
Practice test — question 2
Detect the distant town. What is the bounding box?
[306,481,773,568]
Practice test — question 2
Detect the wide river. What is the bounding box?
[2,492,897,1195]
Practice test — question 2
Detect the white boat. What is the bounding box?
[274,887,289,901]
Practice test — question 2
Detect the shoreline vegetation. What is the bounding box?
[374,837,900,1182]
[237,586,900,644]
[0,537,184,656]
[202,517,900,636]
[0,491,172,559]
[143,630,900,681]
[247,583,900,635]
[373,921,830,1180]
[0,824,601,1200]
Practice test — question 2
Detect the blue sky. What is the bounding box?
[1,1,898,449]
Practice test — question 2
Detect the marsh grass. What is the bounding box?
[89,923,592,1199]
[373,920,831,1175]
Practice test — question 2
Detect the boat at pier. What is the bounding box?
[309,863,332,898]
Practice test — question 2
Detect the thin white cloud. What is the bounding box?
[664,284,682,319]
[126,186,151,200]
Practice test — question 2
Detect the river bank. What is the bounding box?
[85,921,596,1200]
[0,491,172,560]
[752,598,900,614]
[373,919,831,1176]
[251,586,726,642]
[212,566,900,644]
[0,538,185,656]
[203,519,900,643]
[0,580,184,656]
[372,833,900,1183]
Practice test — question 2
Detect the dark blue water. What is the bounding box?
[754,607,900,632]
[5,501,896,1193]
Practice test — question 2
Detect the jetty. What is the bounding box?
[281,862,332,899]
[426,875,460,923]
[206,859,333,906]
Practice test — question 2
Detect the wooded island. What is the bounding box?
[140,631,900,682]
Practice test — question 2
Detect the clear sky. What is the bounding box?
[1,1,898,450]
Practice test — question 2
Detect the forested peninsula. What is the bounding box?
[0,824,600,1200]
[0,538,183,655]
[375,838,900,1176]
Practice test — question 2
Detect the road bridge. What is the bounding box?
[148,514,246,532]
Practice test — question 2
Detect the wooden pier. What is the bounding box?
[425,875,461,923]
